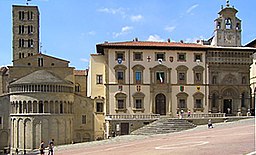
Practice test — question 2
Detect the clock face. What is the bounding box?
[224,33,234,44]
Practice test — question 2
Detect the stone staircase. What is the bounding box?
[131,117,197,135]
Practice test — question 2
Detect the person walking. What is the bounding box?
[48,139,54,155]
[39,141,45,155]
[208,119,213,128]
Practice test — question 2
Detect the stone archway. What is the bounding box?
[155,93,166,115]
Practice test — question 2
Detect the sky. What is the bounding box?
[0,0,255,70]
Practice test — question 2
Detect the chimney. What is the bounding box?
[167,38,171,43]
[133,37,138,42]
[180,40,184,43]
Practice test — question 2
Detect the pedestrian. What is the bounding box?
[39,141,45,155]
[15,148,18,155]
[48,139,54,155]
[188,110,191,118]
[180,110,184,119]
[208,119,213,128]
[176,110,179,118]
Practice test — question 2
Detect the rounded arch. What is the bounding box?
[193,92,204,98]
[221,87,239,98]
[176,65,188,71]
[114,64,127,70]
[176,92,189,98]
[132,64,145,70]
[114,92,127,98]
[192,65,204,71]
[152,64,169,70]
[132,92,145,98]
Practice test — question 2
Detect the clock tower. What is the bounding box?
[211,0,241,47]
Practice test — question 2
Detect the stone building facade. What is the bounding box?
[0,5,103,153]
[246,39,256,115]
[88,2,255,136]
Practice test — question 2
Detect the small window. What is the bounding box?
[19,11,25,20]
[75,84,80,92]
[236,23,240,30]
[225,18,232,29]
[179,99,186,108]
[135,71,142,84]
[178,53,186,61]
[195,73,201,81]
[135,99,142,109]
[0,116,2,125]
[39,102,43,113]
[27,11,33,20]
[217,22,221,29]
[134,52,143,61]
[28,63,31,66]
[194,54,202,62]
[51,63,55,66]
[117,99,125,109]
[19,25,25,34]
[212,76,217,84]
[28,39,34,48]
[117,71,124,83]
[60,103,63,114]
[96,102,103,112]
[156,72,165,83]
[28,25,33,34]
[242,77,246,84]
[96,75,103,84]
[179,73,185,81]
[82,115,86,124]
[116,51,125,61]
[195,99,202,108]
[156,53,165,61]
[38,58,43,67]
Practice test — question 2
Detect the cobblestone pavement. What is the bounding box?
[54,118,255,155]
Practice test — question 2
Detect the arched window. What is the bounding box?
[225,18,232,29]
[39,101,43,113]
[115,93,127,111]
[60,102,63,114]
[241,93,245,107]
[212,93,216,108]
[75,84,81,92]
[114,65,127,84]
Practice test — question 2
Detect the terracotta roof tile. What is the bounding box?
[74,70,86,76]
[98,41,205,48]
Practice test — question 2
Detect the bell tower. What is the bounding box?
[12,5,40,62]
[211,0,241,47]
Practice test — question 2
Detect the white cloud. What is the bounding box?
[97,8,125,15]
[88,31,96,36]
[113,26,133,38]
[147,35,164,42]
[186,4,199,14]
[185,35,205,43]
[130,15,143,22]
[80,58,89,62]
[165,26,176,33]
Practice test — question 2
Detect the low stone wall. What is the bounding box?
[186,116,253,125]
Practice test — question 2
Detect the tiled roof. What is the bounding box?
[74,70,86,76]
[98,41,205,48]
[10,70,72,85]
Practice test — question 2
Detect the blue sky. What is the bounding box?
[0,0,255,69]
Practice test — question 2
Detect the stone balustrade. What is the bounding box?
[183,113,226,118]
[106,114,160,120]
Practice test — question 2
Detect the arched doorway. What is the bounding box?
[155,93,166,115]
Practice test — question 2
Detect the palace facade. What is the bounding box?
[88,2,255,136]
